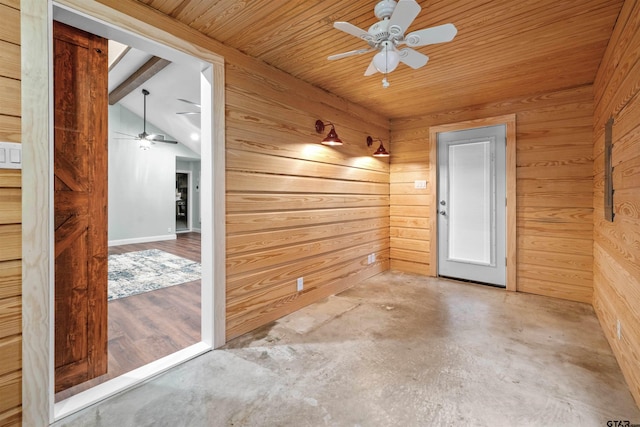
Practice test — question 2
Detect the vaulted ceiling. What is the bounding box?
[135,0,624,119]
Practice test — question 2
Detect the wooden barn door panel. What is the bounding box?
[53,21,108,393]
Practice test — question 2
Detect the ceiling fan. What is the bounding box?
[115,88,178,149]
[176,98,200,115]
[329,0,457,88]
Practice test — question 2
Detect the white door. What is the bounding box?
[437,125,506,287]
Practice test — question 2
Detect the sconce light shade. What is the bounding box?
[366,135,390,157]
[373,42,400,74]
[315,120,343,146]
[373,143,390,157]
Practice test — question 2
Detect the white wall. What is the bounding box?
[109,104,200,244]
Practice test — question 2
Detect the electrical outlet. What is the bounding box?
[296,277,304,292]
[617,319,621,340]
[371,253,376,263]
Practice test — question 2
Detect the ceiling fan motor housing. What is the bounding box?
[368,19,393,43]
[374,0,397,20]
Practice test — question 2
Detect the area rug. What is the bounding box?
[108,249,201,301]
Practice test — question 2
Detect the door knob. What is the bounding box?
[439,210,446,216]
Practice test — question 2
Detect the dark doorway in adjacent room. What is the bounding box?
[176,172,189,231]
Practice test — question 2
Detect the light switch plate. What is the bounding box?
[0,142,21,170]
[414,180,427,189]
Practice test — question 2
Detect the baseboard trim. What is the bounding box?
[108,234,177,247]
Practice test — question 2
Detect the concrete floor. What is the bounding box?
[56,272,640,426]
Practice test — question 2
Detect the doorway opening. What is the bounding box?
[46,3,224,421]
[428,115,517,291]
[176,171,191,232]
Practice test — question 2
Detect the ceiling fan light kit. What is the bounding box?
[373,41,400,74]
[329,0,457,88]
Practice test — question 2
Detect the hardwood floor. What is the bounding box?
[107,232,201,262]
[55,233,201,402]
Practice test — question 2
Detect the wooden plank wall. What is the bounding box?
[224,59,391,339]
[592,0,640,407]
[88,0,392,343]
[0,0,22,425]
[389,85,594,303]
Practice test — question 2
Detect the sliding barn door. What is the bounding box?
[53,21,109,392]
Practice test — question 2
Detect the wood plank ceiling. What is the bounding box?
[135,0,624,119]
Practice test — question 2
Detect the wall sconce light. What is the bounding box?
[315,120,343,146]
[366,136,390,157]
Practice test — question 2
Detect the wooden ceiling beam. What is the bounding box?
[108,56,170,105]
[108,46,131,72]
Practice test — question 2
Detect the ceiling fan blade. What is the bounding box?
[333,21,373,42]
[398,48,429,69]
[177,98,201,108]
[388,0,421,37]
[148,135,178,144]
[405,23,458,47]
[176,111,201,115]
[328,48,374,61]
[364,58,378,76]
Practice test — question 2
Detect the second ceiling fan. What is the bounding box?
[116,88,179,149]
[329,0,457,87]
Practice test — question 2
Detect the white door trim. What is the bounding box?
[428,114,516,291]
[21,0,227,424]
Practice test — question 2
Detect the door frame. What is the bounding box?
[428,114,516,291]
[176,169,192,232]
[22,0,227,424]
